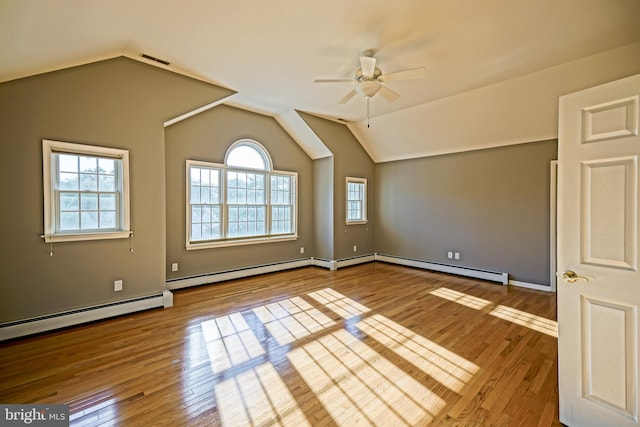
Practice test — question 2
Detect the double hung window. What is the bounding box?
[187,140,297,249]
[42,139,130,243]
[346,177,367,224]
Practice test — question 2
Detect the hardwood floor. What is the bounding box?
[0,263,560,426]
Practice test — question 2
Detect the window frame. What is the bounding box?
[186,141,298,250]
[42,139,131,243]
[345,177,368,225]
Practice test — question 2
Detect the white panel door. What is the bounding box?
[558,73,640,426]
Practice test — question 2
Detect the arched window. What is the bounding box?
[186,140,297,249]
[225,141,270,170]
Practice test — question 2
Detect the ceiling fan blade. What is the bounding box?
[338,89,357,104]
[378,85,401,102]
[360,56,377,78]
[314,79,353,83]
[378,67,426,82]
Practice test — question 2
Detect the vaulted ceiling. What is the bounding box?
[2,0,640,160]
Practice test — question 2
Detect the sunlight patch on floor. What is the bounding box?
[252,296,336,345]
[68,393,118,426]
[429,287,492,310]
[307,288,371,319]
[200,313,265,374]
[356,313,479,392]
[288,329,446,426]
[215,362,310,427]
[489,305,558,337]
[430,287,558,338]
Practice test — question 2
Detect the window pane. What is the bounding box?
[60,212,79,230]
[80,156,97,173]
[192,207,202,226]
[200,186,210,204]
[191,224,201,240]
[227,145,266,170]
[202,224,212,239]
[202,206,211,222]
[81,193,98,211]
[191,168,201,185]
[191,186,201,204]
[100,194,116,210]
[58,155,78,172]
[99,158,115,174]
[81,211,98,229]
[80,173,97,191]
[210,188,219,204]
[201,169,210,185]
[99,175,115,191]
[99,211,116,228]
[59,173,78,190]
[59,193,79,211]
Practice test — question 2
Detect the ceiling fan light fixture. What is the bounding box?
[355,80,381,98]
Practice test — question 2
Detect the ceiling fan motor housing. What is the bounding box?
[355,67,382,82]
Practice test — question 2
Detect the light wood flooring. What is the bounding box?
[0,263,560,426]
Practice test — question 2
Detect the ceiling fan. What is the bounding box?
[314,49,426,106]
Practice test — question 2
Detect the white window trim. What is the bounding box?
[185,157,298,251]
[345,176,368,225]
[42,139,131,243]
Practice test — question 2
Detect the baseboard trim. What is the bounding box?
[509,280,553,292]
[0,294,164,341]
[166,258,313,290]
[375,254,509,284]
[336,254,375,269]
[311,255,375,270]
[311,258,335,270]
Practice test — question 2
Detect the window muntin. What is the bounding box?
[187,141,297,249]
[346,177,367,224]
[42,139,130,243]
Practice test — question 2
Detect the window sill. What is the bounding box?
[186,235,299,250]
[42,231,132,243]
[345,220,368,225]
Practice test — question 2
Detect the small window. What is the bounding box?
[186,140,297,249]
[346,177,367,225]
[42,139,131,242]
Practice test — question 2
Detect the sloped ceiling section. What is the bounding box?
[2,0,640,161]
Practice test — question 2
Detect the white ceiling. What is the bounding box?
[2,0,640,160]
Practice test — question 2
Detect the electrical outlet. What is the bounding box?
[171,263,178,272]
[114,280,123,292]
[353,245,357,252]
[300,247,305,254]
[454,252,460,260]
[448,251,453,259]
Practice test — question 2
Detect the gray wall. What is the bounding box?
[375,140,558,286]
[0,57,233,323]
[164,105,314,280]
[300,113,375,260]
[313,156,334,260]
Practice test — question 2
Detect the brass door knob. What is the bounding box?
[562,270,588,283]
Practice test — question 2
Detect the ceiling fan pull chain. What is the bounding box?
[367,96,370,128]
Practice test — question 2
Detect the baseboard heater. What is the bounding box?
[0,293,166,342]
[375,254,509,284]
[166,258,313,290]
[166,255,376,290]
